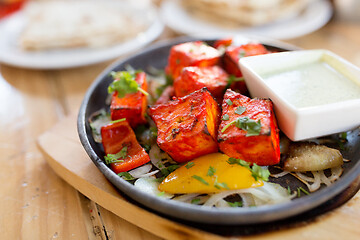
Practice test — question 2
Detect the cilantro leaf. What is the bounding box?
[222,114,230,121]
[251,164,270,181]
[228,201,243,207]
[110,118,126,124]
[157,191,165,197]
[227,158,251,170]
[227,75,244,88]
[191,198,201,205]
[238,50,246,58]
[214,177,229,190]
[225,99,233,106]
[117,172,134,181]
[235,106,246,115]
[159,164,180,180]
[104,146,128,164]
[207,166,216,176]
[108,71,148,98]
[221,116,261,136]
[297,187,310,197]
[227,157,270,182]
[185,162,195,169]
[192,175,209,185]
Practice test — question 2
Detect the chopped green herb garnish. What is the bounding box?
[226,75,244,88]
[235,106,246,115]
[191,198,201,205]
[161,168,170,176]
[155,75,173,97]
[251,164,270,181]
[228,201,243,207]
[192,175,209,185]
[117,172,134,181]
[340,132,348,141]
[225,99,233,106]
[160,164,180,179]
[297,187,310,197]
[214,177,229,190]
[149,126,158,138]
[157,191,165,197]
[227,158,251,170]
[239,50,246,58]
[176,59,180,64]
[108,71,148,98]
[167,164,180,172]
[185,162,195,169]
[221,116,261,136]
[207,166,216,177]
[227,157,270,182]
[287,186,291,195]
[110,118,126,124]
[222,114,230,121]
[104,146,128,164]
[141,144,151,152]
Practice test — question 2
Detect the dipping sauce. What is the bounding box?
[261,61,360,108]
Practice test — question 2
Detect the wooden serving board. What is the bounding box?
[37,115,360,240]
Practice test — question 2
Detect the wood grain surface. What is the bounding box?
[1,0,360,239]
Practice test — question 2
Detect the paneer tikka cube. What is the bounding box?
[218,89,280,166]
[165,41,221,80]
[101,120,150,173]
[173,66,229,102]
[110,72,148,128]
[149,88,221,163]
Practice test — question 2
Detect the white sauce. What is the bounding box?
[261,61,360,108]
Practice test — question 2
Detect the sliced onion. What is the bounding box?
[88,109,111,143]
[328,166,343,182]
[202,190,241,207]
[215,199,229,208]
[271,170,289,178]
[239,193,253,207]
[172,193,200,203]
[149,144,175,169]
[201,182,293,208]
[134,177,173,199]
[128,164,152,178]
[295,172,315,182]
[318,171,332,186]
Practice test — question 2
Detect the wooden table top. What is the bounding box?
[1,1,360,239]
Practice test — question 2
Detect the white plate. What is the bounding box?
[161,0,332,40]
[0,3,164,69]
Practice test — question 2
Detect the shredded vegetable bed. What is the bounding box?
[89,74,349,208]
[88,40,352,208]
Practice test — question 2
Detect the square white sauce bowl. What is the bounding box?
[239,49,360,141]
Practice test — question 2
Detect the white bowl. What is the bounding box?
[239,49,360,141]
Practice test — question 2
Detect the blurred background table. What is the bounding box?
[1,0,360,239]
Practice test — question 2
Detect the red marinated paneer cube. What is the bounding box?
[155,86,174,105]
[110,72,148,128]
[165,41,221,80]
[223,43,269,94]
[218,89,280,166]
[173,66,229,102]
[101,120,150,173]
[149,88,221,163]
[213,38,233,49]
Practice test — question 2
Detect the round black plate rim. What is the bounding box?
[77,36,360,225]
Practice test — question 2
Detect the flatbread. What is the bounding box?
[19,0,145,50]
[182,0,310,27]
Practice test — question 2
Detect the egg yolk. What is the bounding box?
[158,153,263,194]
